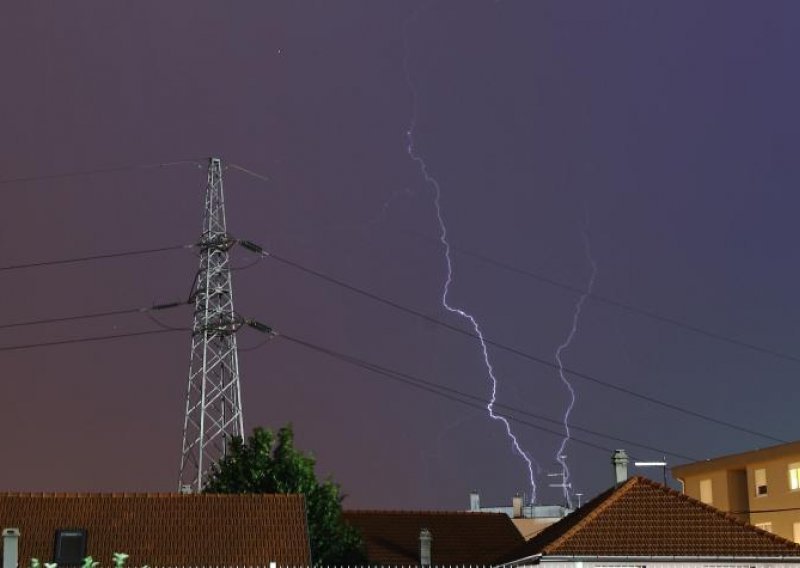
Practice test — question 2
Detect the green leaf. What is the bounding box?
[203,425,366,565]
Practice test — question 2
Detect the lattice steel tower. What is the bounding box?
[179,157,244,491]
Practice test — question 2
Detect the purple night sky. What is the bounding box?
[1,1,799,511]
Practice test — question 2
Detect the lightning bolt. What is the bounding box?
[402,10,539,504]
[554,230,597,509]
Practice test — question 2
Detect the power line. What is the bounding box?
[0,244,193,273]
[0,328,183,353]
[262,250,786,445]
[0,236,783,445]
[0,159,203,187]
[277,332,695,462]
[227,163,271,184]
[0,290,696,459]
[143,310,192,332]
[0,301,189,331]
[11,234,787,374]
[264,330,672,454]
[406,230,800,367]
[8,156,789,365]
[278,333,616,456]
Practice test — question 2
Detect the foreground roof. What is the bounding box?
[505,476,800,561]
[344,510,524,566]
[0,493,310,567]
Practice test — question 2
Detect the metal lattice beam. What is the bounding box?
[179,157,244,492]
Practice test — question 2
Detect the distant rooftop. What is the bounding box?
[472,504,571,519]
[344,510,524,566]
[468,490,572,520]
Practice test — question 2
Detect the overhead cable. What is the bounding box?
[0,159,203,187]
[262,250,787,445]
[0,328,183,353]
[273,331,698,462]
[227,163,271,184]
[408,230,800,367]
[276,332,687,461]
[0,300,189,331]
[0,244,193,273]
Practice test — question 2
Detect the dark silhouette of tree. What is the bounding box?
[204,425,365,565]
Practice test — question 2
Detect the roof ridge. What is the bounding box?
[540,476,641,554]
[0,492,303,499]
[344,509,506,516]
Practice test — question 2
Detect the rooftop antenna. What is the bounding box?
[634,458,669,486]
[178,157,245,492]
[547,471,571,508]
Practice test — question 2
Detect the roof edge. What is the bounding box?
[344,509,509,516]
[541,555,800,562]
[0,492,304,498]
[540,477,640,554]
[672,440,800,477]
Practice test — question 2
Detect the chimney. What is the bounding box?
[612,449,629,486]
[469,491,480,512]
[512,493,523,518]
[419,528,432,567]
[3,528,19,568]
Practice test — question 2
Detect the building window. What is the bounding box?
[54,529,87,566]
[790,463,800,491]
[794,522,800,544]
[756,522,773,533]
[699,478,713,504]
[755,468,768,496]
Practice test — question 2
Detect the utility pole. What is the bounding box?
[179,157,245,492]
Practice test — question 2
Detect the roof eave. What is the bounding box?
[493,553,542,567]
[537,554,800,563]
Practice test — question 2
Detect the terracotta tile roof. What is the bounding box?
[504,476,800,561]
[344,510,524,566]
[0,493,310,567]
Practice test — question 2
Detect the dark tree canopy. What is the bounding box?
[203,425,365,565]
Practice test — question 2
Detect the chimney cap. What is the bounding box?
[469,491,480,512]
[419,527,432,567]
[2,529,19,537]
[612,449,629,485]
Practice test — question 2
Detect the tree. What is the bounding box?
[203,425,365,565]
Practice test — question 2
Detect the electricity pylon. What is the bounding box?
[179,157,245,492]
